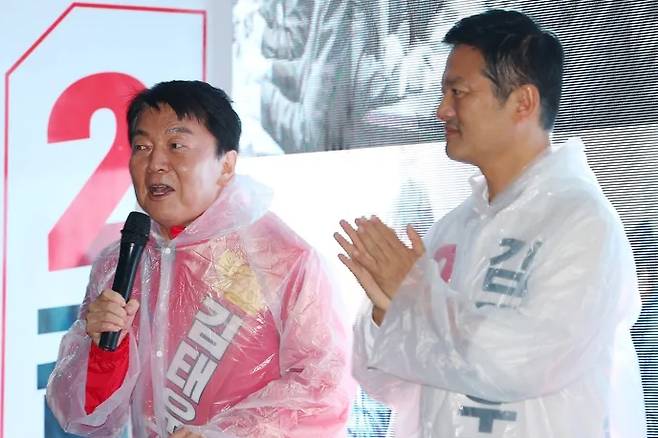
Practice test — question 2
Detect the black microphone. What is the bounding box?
[98,211,151,351]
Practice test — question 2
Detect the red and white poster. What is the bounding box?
[1,2,206,436]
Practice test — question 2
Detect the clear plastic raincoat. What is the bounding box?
[47,175,354,437]
[353,138,647,437]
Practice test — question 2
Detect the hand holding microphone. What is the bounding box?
[85,212,150,351]
[86,289,140,348]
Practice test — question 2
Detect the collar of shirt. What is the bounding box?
[169,225,186,239]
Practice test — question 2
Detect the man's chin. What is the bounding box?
[445,140,460,158]
[445,142,474,165]
[145,210,181,231]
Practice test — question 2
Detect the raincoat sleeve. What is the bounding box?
[189,249,354,437]
[365,197,641,403]
[351,301,421,412]
[45,250,142,437]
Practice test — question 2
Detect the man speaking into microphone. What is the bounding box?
[47,80,353,437]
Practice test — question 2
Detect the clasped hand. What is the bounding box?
[334,216,424,324]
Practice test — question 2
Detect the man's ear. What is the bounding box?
[511,84,541,124]
[218,150,237,188]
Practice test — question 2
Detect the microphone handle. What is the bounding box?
[99,331,122,352]
[98,242,145,351]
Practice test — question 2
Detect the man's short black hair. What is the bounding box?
[444,9,563,130]
[127,80,241,155]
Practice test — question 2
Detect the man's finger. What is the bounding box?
[87,312,127,330]
[338,254,391,309]
[90,301,128,321]
[338,253,368,279]
[356,218,390,262]
[407,224,426,257]
[99,289,127,306]
[335,231,379,272]
[370,216,407,252]
[334,231,357,256]
[86,308,123,325]
[125,299,140,316]
[87,318,123,333]
[339,219,366,252]
[171,427,203,437]
[338,253,379,288]
[98,323,124,333]
[169,428,186,437]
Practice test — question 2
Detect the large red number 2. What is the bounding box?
[47,72,145,271]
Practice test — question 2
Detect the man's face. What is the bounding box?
[129,104,225,230]
[436,44,515,167]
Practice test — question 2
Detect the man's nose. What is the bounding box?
[147,146,170,173]
[436,95,455,122]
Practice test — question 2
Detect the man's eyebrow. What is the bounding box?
[166,126,194,135]
[132,129,148,138]
[442,76,466,87]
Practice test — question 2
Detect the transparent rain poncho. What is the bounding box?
[353,139,647,437]
[47,175,354,437]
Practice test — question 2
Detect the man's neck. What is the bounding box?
[482,133,550,202]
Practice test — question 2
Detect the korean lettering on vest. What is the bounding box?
[164,296,243,433]
[460,237,542,432]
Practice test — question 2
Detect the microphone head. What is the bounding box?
[121,211,151,245]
